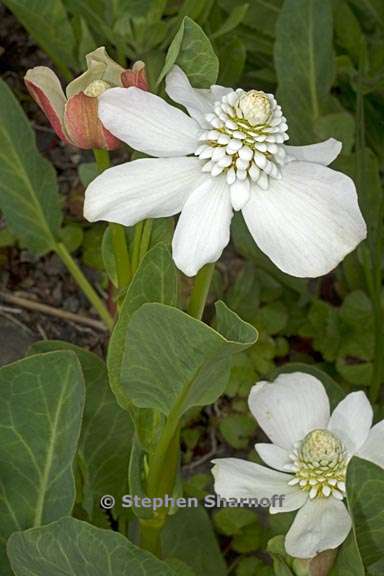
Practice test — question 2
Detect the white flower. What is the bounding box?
[84,66,367,277]
[212,372,384,559]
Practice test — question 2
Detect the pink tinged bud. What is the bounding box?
[121,61,148,91]
[25,61,121,150]
[64,93,120,150]
[24,67,70,144]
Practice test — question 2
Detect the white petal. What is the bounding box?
[84,157,203,225]
[172,176,233,276]
[248,373,330,450]
[98,87,200,157]
[242,162,367,278]
[210,85,234,101]
[255,443,292,472]
[271,490,308,514]
[285,498,352,559]
[211,458,305,513]
[358,420,384,469]
[230,179,250,211]
[165,65,213,128]
[285,138,342,165]
[328,392,373,455]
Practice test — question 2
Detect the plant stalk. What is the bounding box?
[139,219,153,265]
[187,263,215,320]
[140,417,181,557]
[131,220,144,274]
[55,242,114,330]
[93,148,132,289]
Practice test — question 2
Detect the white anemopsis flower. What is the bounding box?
[84,66,367,277]
[212,373,384,559]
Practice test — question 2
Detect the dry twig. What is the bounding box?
[0,291,107,332]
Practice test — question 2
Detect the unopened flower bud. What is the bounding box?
[24,47,148,150]
[121,61,148,91]
[235,90,271,125]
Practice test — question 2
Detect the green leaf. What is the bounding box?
[82,223,105,270]
[267,535,295,576]
[75,16,97,64]
[274,0,334,144]
[0,80,62,255]
[113,0,166,20]
[0,352,84,574]
[232,522,266,553]
[78,161,98,187]
[60,223,84,253]
[149,217,174,247]
[255,301,288,335]
[217,37,246,86]
[299,299,341,361]
[213,508,257,536]
[64,0,114,42]
[0,227,16,248]
[2,0,77,71]
[329,532,365,576]
[225,262,260,323]
[226,352,257,398]
[334,1,366,65]
[219,0,282,37]
[28,341,134,524]
[162,507,226,576]
[336,148,383,259]
[270,363,345,409]
[348,0,384,28]
[315,112,355,155]
[236,557,273,576]
[219,413,257,449]
[347,456,384,573]
[158,16,219,88]
[166,559,197,576]
[107,243,178,411]
[7,517,179,575]
[120,301,256,416]
[336,357,372,387]
[211,3,249,39]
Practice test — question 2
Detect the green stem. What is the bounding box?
[187,263,215,320]
[139,219,153,264]
[147,416,180,498]
[139,519,163,557]
[93,149,131,289]
[140,420,181,557]
[110,223,132,289]
[55,242,114,330]
[131,221,144,274]
[93,148,110,172]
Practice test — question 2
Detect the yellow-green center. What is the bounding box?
[84,79,111,98]
[288,429,347,500]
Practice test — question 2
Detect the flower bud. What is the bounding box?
[121,61,148,91]
[25,47,149,150]
[235,90,271,126]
